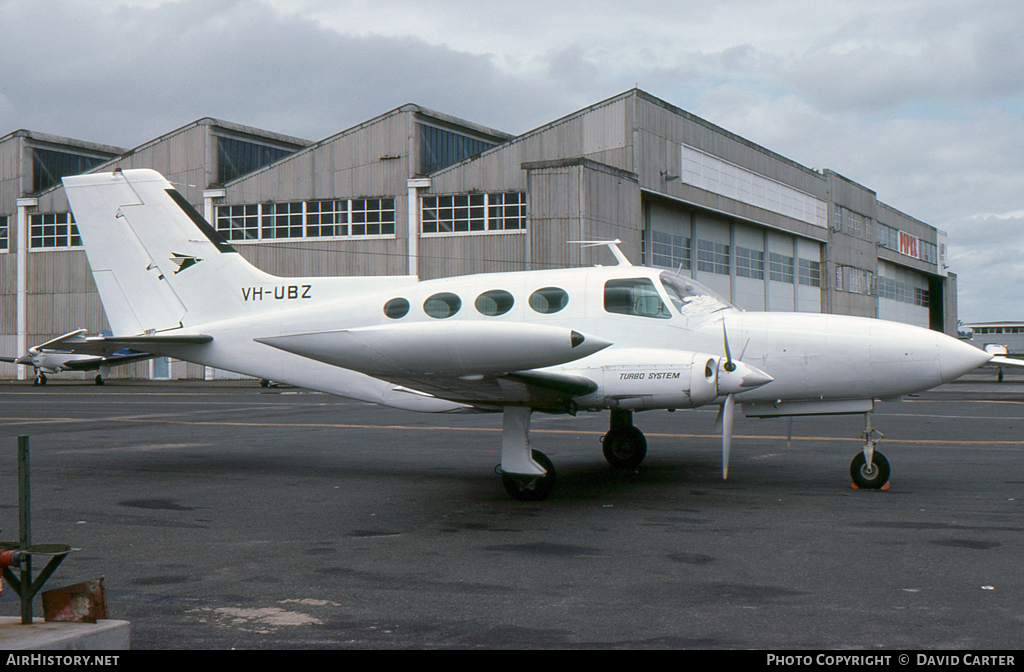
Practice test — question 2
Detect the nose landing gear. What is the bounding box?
[850,412,890,490]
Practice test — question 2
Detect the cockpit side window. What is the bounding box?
[659,271,732,316]
[604,278,671,319]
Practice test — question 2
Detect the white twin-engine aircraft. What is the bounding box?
[0,329,153,385]
[62,169,1000,500]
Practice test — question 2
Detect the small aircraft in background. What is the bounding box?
[0,329,153,385]
[61,169,1014,499]
[982,344,1023,383]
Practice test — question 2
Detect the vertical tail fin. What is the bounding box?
[64,169,274,334]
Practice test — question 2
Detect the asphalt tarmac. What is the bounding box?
[0,369,1021,650]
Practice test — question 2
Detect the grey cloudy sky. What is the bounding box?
[2,0,1022,323]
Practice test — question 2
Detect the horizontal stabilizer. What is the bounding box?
[29,329,88,353]
[256,322,611,378]
[58,332,212,358]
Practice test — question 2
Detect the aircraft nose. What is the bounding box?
[937,334,992,382]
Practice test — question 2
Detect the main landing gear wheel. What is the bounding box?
[502,450,556,501]
[850,451,890,489]
[602,409,648,469]
[94,374,105,385]
[34,373,47,386]
[602,426,647,469]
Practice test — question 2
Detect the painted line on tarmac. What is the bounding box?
[4,415,1024,446]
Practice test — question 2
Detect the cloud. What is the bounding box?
[782,2,1024,113]
[0,0,579,144]
[947,213,1024,321]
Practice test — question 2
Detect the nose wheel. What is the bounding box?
[850,412,890,489]
[850,451,890,489]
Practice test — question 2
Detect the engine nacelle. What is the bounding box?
[563,348,729,410]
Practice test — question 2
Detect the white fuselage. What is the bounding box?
[149,264,989,412]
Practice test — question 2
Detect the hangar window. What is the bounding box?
[32,148,109,193]
[919,241,937,264]
[650,230,690,270]
[0,216,8,252]
[697,240,730,275]
[383,298,410,319]
[29,213,80,248]
[604,279,671,319]
[262,202,304,239]
[307,200,348,237]
[216,198,395,241]
[528,287,569,314]
[216,205,259,240]
[798,259,821,287]
[836,266,873,296]
[768,253,794,284]
[487,193,526,231]
[217,136,296,183]
[736,247,764,279]
[351,199,396,236]
[419,124,498,174]
[876,223,899,251]
[423,194,485,232]
[475,290,515,316]
[424,292,462,319]
[422,193,526,234]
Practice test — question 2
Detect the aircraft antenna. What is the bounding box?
[568,239,632,267]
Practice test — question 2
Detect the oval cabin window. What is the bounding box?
[383,298,410,319]
[475,290,515,316]
[423,292,462,319]
[528,287,569,314]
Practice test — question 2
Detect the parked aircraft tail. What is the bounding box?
[63,169,405,336]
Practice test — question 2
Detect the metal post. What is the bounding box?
[18,435,32,624]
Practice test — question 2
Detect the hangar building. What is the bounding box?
[0,89,957,381]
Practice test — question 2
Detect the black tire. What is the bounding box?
[37,374,47,386]
[260,379,270,388]
[850,451,890,489]
[502,450,556,501]
[602,426,648,469]
[94,375,104,385]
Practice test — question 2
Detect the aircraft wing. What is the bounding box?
[375,370,599,412]
[255,322,611,410]
[989,356,1024,369]
[980,344,1024,368]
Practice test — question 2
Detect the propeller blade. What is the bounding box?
[722,393,735,480]
[722,320,736,372]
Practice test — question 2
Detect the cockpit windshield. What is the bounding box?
[658,271,734,317]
